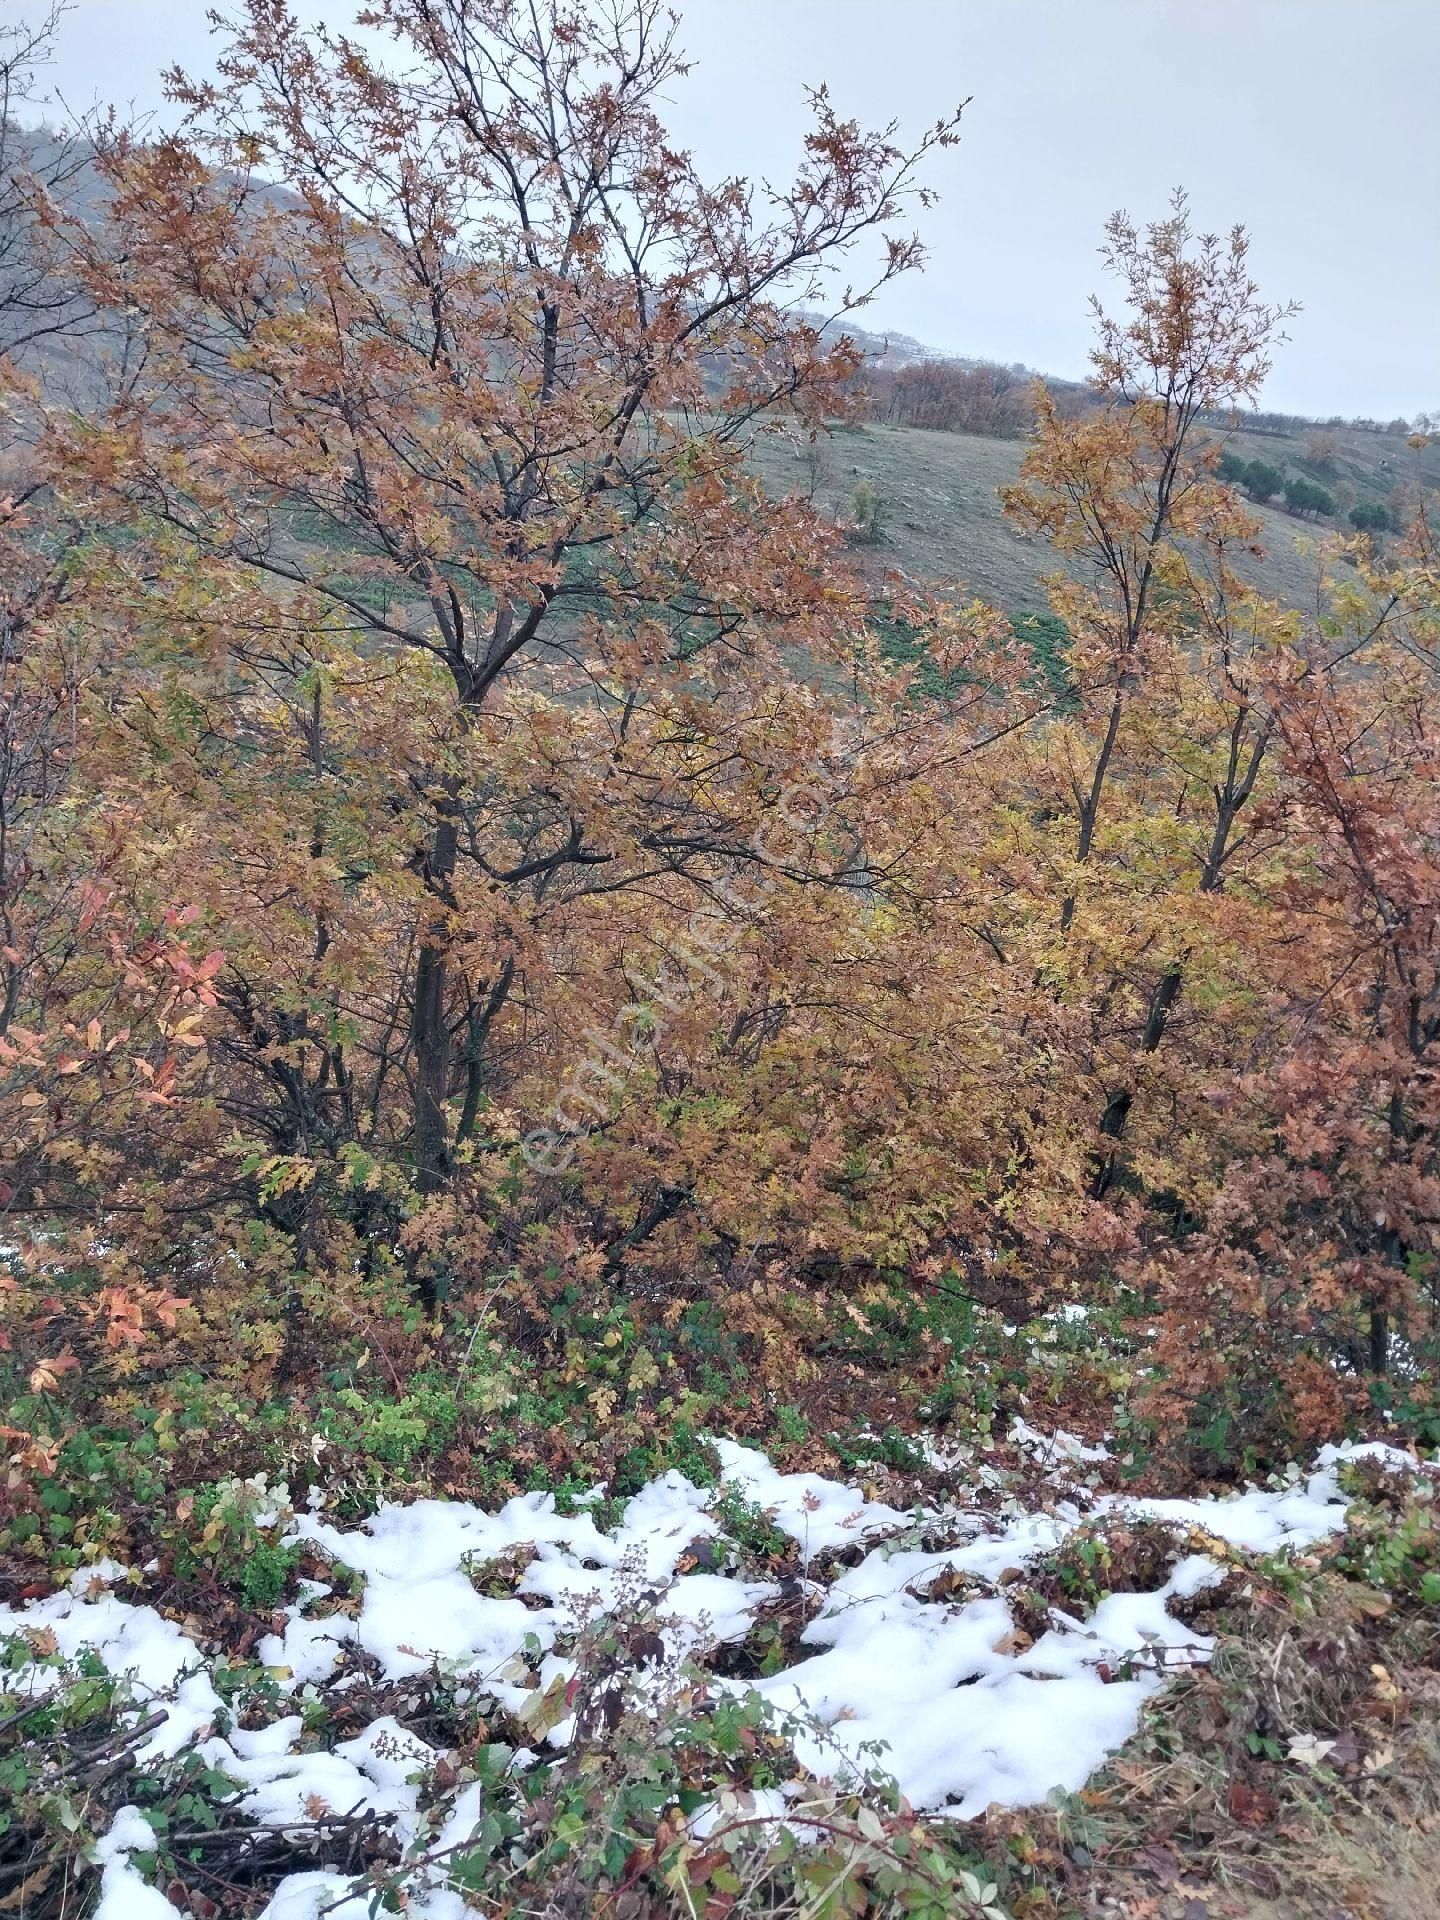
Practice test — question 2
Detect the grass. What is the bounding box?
[1029,1531,1440,1920]
[747,417,1439,619]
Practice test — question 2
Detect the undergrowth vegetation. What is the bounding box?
[0,1598,1013,1920]
[5,1425,1439,1919]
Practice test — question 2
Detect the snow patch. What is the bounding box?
[2,1432,1426,1913]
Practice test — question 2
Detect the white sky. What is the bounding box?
[26,0,1440,418]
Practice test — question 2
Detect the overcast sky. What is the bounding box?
[29,0,1440,418]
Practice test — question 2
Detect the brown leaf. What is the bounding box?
[1226,1780,1278,1828]
[627,1629,665,1667]
[1133,1843,1179,1884]
[0,1861,54,1914]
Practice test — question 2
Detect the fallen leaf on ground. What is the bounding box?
[1226,1780,1278,1828]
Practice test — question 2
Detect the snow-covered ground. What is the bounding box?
[0,1433,1424,1920]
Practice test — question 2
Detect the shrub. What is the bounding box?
[1349,500,1396,534]
[1332,1475,1440,1610]
[1302,428,1339,473]
[1284,474,1334,517]
[850,478,890,544]
[1242,459,1285,501]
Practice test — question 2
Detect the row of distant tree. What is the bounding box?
[863,356,1433,451]
[864,358,1088,437]
[1197,405,1424,439]
[864,361,1416,532]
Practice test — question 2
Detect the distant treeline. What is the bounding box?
[863,358,1090,438]
[861,353,1430,445]
[1195,405,1420,439]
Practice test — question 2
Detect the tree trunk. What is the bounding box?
[1369,1303,1389,1376]
[411,793,460,1204]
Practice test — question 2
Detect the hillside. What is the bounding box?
[6,120,1431,628]
[749,415,1439,617]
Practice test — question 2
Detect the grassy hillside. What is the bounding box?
[748,416,1439,617]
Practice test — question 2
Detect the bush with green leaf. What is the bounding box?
[1242,458,1285,501]
[1284,474,1334,517]
[1349,500,1397,534]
